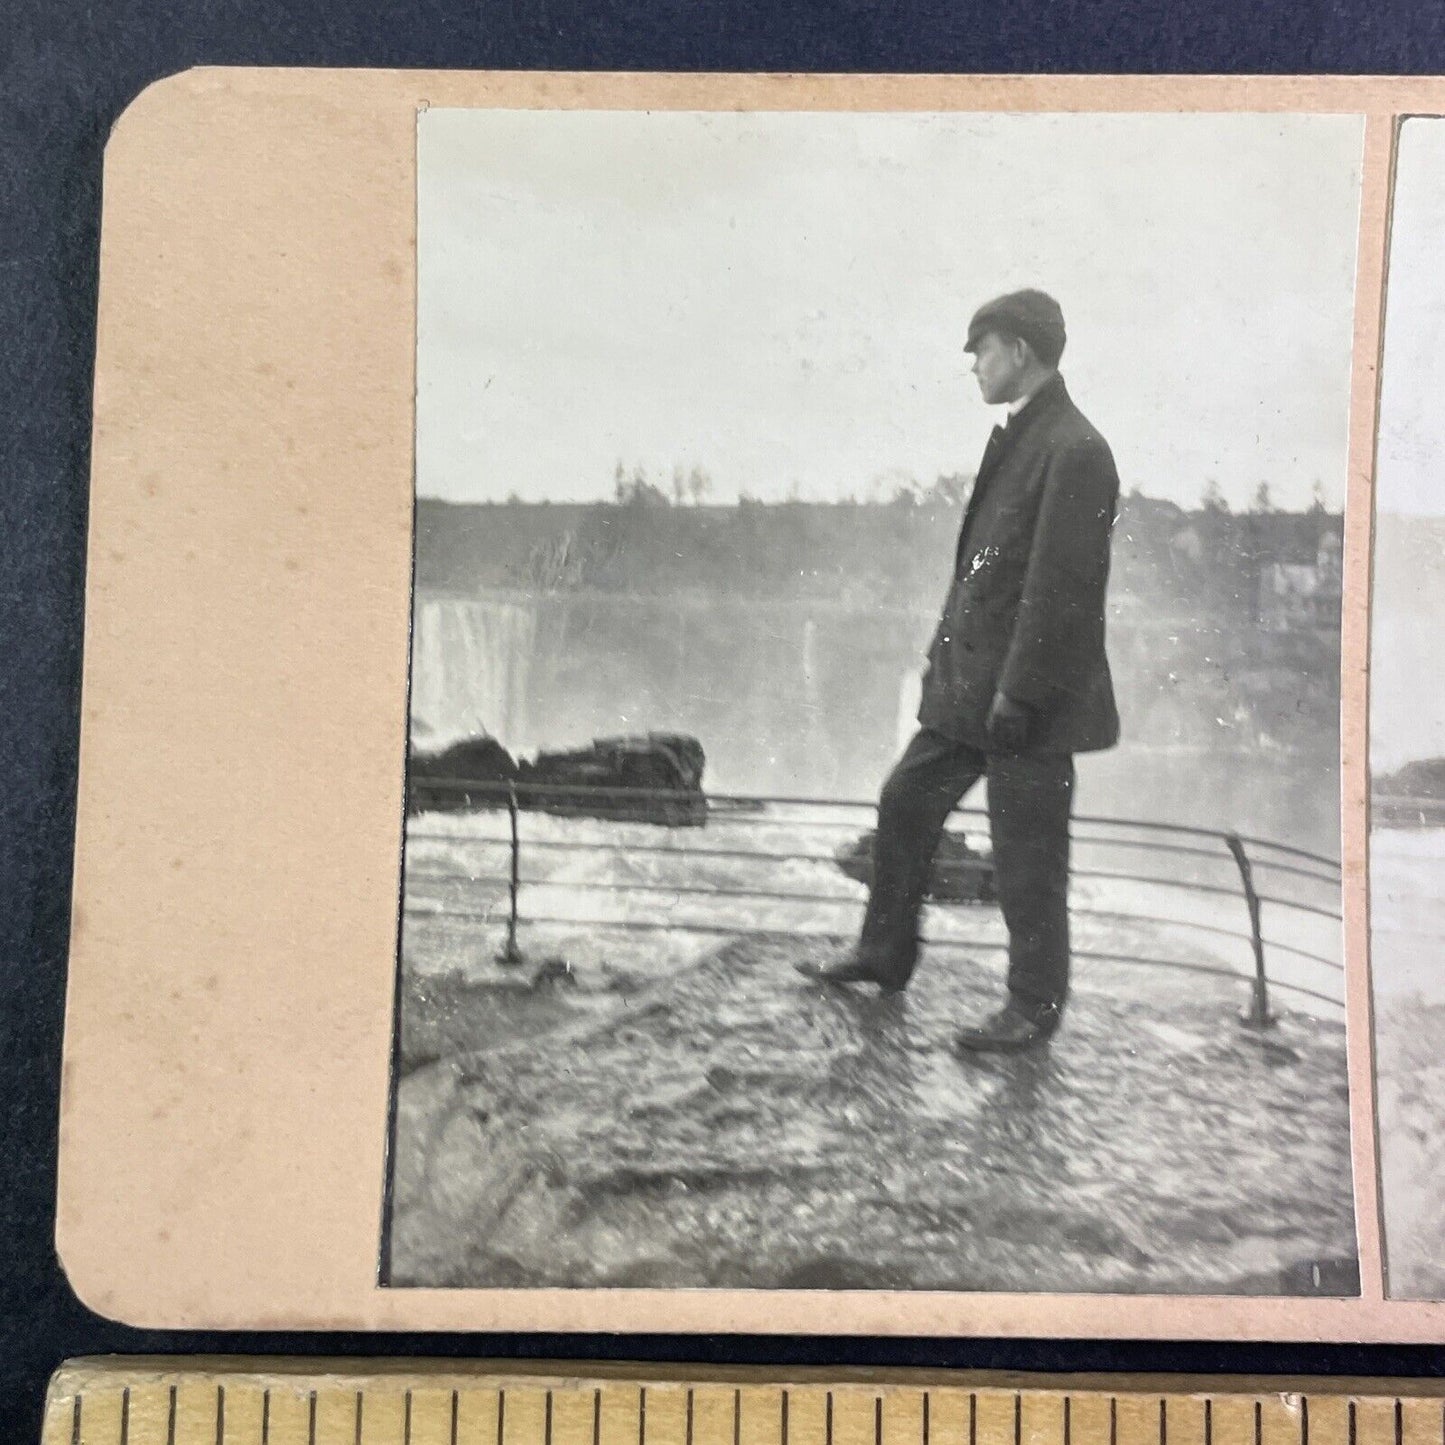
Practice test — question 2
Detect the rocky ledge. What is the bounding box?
[387,930,1357,1296]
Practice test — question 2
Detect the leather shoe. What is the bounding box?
[794,947,913,994]
[954,999,1060,1053]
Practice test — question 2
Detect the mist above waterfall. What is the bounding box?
[406,497,1343,854]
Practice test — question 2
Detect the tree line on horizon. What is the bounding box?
[487,460,1337,517]
[421,477,1344,620]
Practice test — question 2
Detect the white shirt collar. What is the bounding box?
[1007,375,1051,417]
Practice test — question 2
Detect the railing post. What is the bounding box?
[1224,832,1273,1029]
[496,781,524,966]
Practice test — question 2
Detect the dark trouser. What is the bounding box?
[860,727,1076,1013]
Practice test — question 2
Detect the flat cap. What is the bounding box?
[964,289,1067,368]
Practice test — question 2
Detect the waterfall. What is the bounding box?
[410,595,537,752]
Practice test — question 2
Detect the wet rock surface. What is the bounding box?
[1375,995,1445,1299]
[389,932,1357,1295]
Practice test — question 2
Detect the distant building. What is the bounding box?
[1260,529,1343,630]
[1169,525,1204,564]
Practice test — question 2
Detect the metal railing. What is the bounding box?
[403,777,1344,1026]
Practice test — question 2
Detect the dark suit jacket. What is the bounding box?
[918,373,1121,755]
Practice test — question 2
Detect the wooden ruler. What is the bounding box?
[39,1362,1445,1445]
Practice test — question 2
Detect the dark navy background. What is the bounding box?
[7,1,1445,1439]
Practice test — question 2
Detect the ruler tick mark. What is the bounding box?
[56,1371,1445,1445]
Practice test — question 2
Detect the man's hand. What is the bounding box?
[986,690,1031,751]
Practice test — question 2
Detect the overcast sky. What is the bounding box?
[417,108,1363,510]
[1376,118,1445,520]
[1371,120,1445,772]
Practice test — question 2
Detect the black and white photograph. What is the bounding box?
[383,107,1363,1295]
[1369,116,1445,1301]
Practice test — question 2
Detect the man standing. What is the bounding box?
[797,289,1121,1052]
